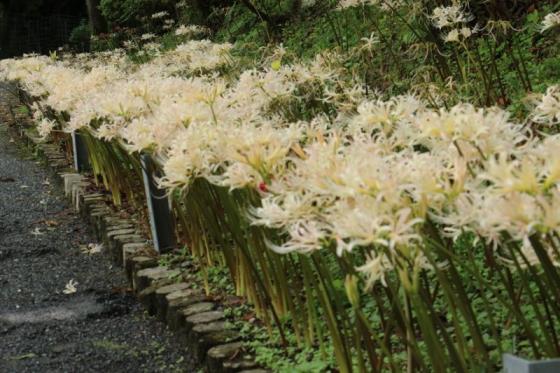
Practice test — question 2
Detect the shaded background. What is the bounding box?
[0,0,89,58]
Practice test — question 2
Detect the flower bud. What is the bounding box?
[345,274,360,308]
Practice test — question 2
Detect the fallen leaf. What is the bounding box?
[242,312,256,321]
[8,353,36,361]
[111,286,133,294]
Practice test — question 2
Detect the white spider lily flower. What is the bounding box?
[37,118,56,139]
[356,251,394,288]
[431,4,473,29]
[336,0,369,9]
[336,0,402,11]
[444,26,478,43]
[444,29,461,43]
[359,33,380,52]
[141,33,156,41]
[541,11,560,32]
[151,11,169,19]
[249,193,318,228]
[175,25,208,37]
[63,279,78,294]
[532,85,560,125]
[81,243,103,255]
[267,220,328,254]
[30,227,44,236]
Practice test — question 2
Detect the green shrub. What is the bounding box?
[90,32,126,52]
[99,0,174,26]
[68,20,91,52]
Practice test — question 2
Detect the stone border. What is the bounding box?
[8,123,269,373]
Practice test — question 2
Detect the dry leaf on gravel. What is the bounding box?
[44,220,59,227]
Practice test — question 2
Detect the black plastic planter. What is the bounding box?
[71,130,90,172]
[140,153,176,254]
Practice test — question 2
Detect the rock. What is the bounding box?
[166,294,209,331]
[104,228,136,248]
[80,195,105,216]
[155,282,190,295]
[104,221,133,231]
[81,194,105,208]
[88,209,110,238]
[191,330,240,363]
[134,266,177,292]
[112,234,144,266]
[178,309,225,345]
[89,208,112,236]
[109,227,137,235]
[182,302,215,318]
[105,223,134,233]
[222,357,259,372]
[206,342,247,373]
[185,310,225,328]
[138,284,158,314]
[101,216,133,235]
[101,223,132,240]
[192,320,228,335]
[122,243,147,269]
[128,256,157,286]
[163,288,200,325]
[154,282,190,321]
[138,279,174,315]
[60,173,83,197]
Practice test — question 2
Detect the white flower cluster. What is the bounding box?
[151,11,169,19]
[2,36,560,288]
[175,24,209,37]
[541,11,560,32]
[532,85,560,125]
[431,3,477,43]
[431,4,472,29]
[141,33,156,41]
[444,26,476,43]
[337,0,371,8]
[336,0,402,11]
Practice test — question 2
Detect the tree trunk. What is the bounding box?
[85,0,107,34]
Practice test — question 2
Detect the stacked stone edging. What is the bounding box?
[6,123,268,373]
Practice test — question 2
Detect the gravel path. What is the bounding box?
[0,86,195,372]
